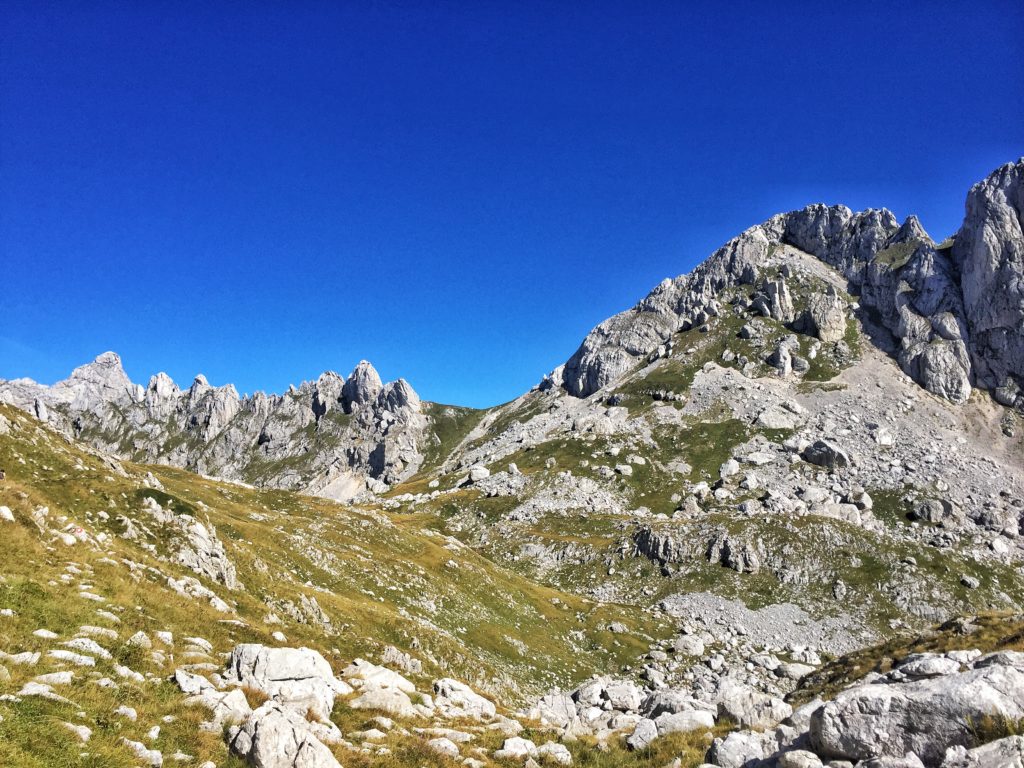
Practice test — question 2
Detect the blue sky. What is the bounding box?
[1,1,1022,407]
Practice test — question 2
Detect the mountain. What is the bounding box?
[1,158,1023,768]
[553,158,1024,407]
[5,161,1022,503]
[0,357,435,500]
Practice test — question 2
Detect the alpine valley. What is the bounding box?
[2,158,1024,768]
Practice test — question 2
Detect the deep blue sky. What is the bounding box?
[2,1,1022,407]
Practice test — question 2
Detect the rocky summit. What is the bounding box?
[1,158,1024,768]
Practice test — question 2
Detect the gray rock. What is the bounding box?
[494,737,538,760]
[941,735,1024,768]
[654,710,715,735]
[229,701,341,768]
[536,741,573,765]
[432,678,496,719]
[801,440,850,469]
[224,644,349,720]
[954,158,1024,392]
[806,291,847,342]
[707,730,775,768]
[716,680,792,729]
[810,662,1024,764]
[341,361,383,412]
[0,352,426,501]
[626,718,659,750]
[777,750,824,768]
[426,737,460,758]
[348,686,418,718]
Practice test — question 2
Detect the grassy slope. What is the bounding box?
[0,403,680,767]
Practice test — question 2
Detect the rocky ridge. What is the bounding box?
[553,158,1024,409]
[0,357,428,500]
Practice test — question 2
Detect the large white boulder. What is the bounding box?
[433,678,496,720]
[942,734,1024,767]
[716,680,792,729]
[654,709,715,735]
[224,644,350,720]
[342,658,416,692]
[494,737,537,760]
[810,662,1024,765]
[349,686,419,718]
[188,688,252,726]
[229,701,341,768]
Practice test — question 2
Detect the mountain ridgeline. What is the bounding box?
[3,160,1023,503]
[0,356,427,500]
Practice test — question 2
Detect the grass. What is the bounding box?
[968,713,1024,748]
[0,401,686,767]
[874,239,922,271]
[420,402,488,472]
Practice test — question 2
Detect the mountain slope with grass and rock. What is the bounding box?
[2,158,1024,768]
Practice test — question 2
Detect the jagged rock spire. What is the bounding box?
[342,360,383,413]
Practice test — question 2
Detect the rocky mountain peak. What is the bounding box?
[342,360,384,413]
[52,350,136,412]
[890,214,933,245]
[377,378,421,413]
[0,352,431,500]
[953,157,1024,396]
[63,351,129,388]
[312,371,345,417]
[552,160,1024,407]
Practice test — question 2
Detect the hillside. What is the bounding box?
[1,158,1024,768]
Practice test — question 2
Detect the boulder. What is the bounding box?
[716,680,792,729]
[525,692,576,728]
[494,737,538,760]
[433,678,496,719]
[706,730,776,768]
[673,635,706,657]
[342,658,416,692]
[756,404,804,430]
[801,440,850,469]
[941,735,1024,767]
[776,750,824,768]
[806,291,848,342]
[188,688,252,726]
[349,687,419,718]
[224,645,349,720]
[229,701,341,768]
[426,737,460,758]
[537,741,573,765]
[654,709,715,735]
[626,718,658,751]
[604,680,643,712]
[810,662,1024,764]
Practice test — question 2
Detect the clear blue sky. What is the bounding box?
[2,1,1022,407]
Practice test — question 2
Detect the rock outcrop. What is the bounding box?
[705,651,1024,768]
[954,159,1024,402]
[549,159,1024,408]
